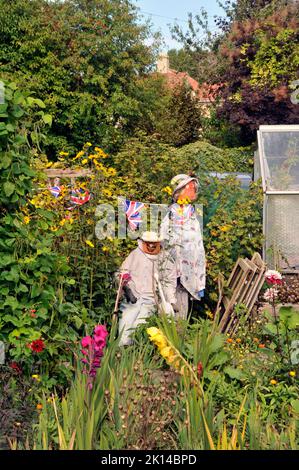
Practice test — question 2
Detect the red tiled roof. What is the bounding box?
[159,69,222,102]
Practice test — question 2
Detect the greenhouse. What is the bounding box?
[255,125,299,271]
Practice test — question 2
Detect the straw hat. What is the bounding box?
[170,174,198,197]
[140,231,163,243]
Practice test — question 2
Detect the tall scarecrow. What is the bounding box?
[160,174,206,318]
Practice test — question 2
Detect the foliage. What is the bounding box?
[0,82,79,385]
[201,177,263,299]
[168,48,199,80]
[170,0,299,144]
[217,4,299,143]
[158,83,203,147]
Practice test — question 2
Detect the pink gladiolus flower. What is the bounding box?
[81,336,93,348]
[79,325,108,390]
[94,325,108,339]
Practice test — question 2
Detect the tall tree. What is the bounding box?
[160,82,202,147]
[0,0,158,155]
[217,3,299,144]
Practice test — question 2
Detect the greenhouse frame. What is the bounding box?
[255,125,299,272]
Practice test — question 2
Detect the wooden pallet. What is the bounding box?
[217,253,266,334]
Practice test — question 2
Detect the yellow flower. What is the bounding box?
[32,374,41,382]
[23,216,30,225]
[160,346,177,365]
[147,327,168,350]
[102,246,109,252]
[59,151,69,157]
[85,240,94,248]
[82,158,88,165]
[162,186,172,196]
[59,219,67,226]
[46,162,53,168]
[72,150,85,161]
[220,225,231,232]
[50,226,58,232]
[107,167,116,176]
[236,338,241,343]
[85,142,92,147]
[270,379,277,385]
[102,189,112,197]
[289,371,296,377]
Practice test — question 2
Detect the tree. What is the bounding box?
[168,48,199,79]
[217,4,299,144]
[0,0,158,156]
[170,0,299,145]
[214,0,283,31]
[170,7,228,84]
[159,82,202,147]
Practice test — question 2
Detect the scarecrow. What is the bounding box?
[117,231,177,346]
[160,174,206,319]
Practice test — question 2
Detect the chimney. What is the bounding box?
[157,53,169,74]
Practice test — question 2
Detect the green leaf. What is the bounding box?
[18,283,29,293]
[4,296,19,311]
[42,114,52,125]
[28,97,46,108]
[6,123,15,132]
[224,366,246,380]
[0,154,12,169]
[12,105,24,118]
[0,103,8,113]
[73,315,83,329]
[290,399,299,414]
[209,334,225,353]
[31,284,41,298]
[3,181,15,197]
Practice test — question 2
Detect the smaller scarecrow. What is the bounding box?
[117,231,177,346]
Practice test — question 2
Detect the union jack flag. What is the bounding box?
[69,188,91,206]
[49,186,61,198]
[170,204,195,225]
[124,199,144,230]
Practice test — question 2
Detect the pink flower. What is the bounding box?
[94,325,108,340]
[265,270,283,286]
[264,287,279,302]
[81,336,93,348]
[122,272,131,284]
[79,325,109,390]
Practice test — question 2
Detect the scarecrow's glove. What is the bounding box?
[123,284,137,304]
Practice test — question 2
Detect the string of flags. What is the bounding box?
[123,198,196,230]
[48,184,196,228]
[48,178,91,210]
[124,199,145,230]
